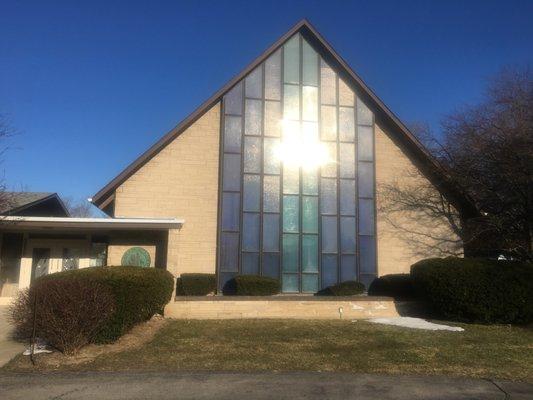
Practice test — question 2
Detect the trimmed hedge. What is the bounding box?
[176,273,216,296]
[233,275,281,296]
[318,281,365,296]
[26,266,174,344]
[411,258,533,324]
[368,274,416,300]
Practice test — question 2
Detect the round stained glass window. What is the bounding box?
[121,247,151,267]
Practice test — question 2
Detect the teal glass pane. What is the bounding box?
[321,254,337,288]
[245,67,262,99]
[222,154,241,191]
[282,195,299,232]
[263,253,280,279]
[264,138,280,174]
[264,100,281,137]
[283,35,300,84]
[242,253,259,275]
[224,116,242,153]
[339,143,355,178]
[302,86,318,121]
[339,79,354,106]
[224,82,243,115]
[302,274,318,293]
[302,169,318,195]
[357,99,373,126]
[283,84,299,120]
[360,236,376,274]
[358,125,374,161]
[320,178,337,214]
[320,60,336,105]
[265,49,281,100]
[302,196,318,233]
[244,136,261,173]
[245,99,262,136]
[321,142,337,178]
[242,213,260,251]
[263,175,280,212]
[283,165,299,194]
[282,234,299,272]
[340,216,356,253]
[263,213,279,252]
[302,40,318,86]
[358,162,374,198]
[320,105,337,141]
[340,179,356,216]
[302,235,318,272]
[243,175,260,212]
[359,199,375,235]
[322,216,338,253]
[339,107,355,142]
[282,274,299,292]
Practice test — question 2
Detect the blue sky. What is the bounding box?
[1,0,532,202]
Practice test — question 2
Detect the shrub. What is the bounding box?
[411,258,533,324]
[9,279,116,354]
[318,280,365,296]
[232,275,281,296]
[368,274,416,300]
[176,273,216,296]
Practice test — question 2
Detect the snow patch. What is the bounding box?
[364,317,464,331]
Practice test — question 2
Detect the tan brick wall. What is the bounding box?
[113,103,221,277]
[375,123,460,276]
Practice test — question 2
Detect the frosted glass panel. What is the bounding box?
[302,274,318,293]
[245,99,262,136]
[360,236,376,273]
[264,138,280,174]
[265,49,281,100]
[224,82,242,115]
[264,101,281,137]
[302,40,318,86]
[321,142,337,178]
[339,143,355,178]
[322,216,338,253]
[320,105,337,141]
[302,86,318,121]
[282,274,299,292]
[282,195,299,232]
[221,192,240,231]
[283,84,299,120]
[263,213,279,252]
[320,60,336,105]
[244,136,261,173]
[220,232,239,272]
[245,67,262,99]
[302,121,318,141]
[340,179,356,216]
[340,255,356,282]
[358,125,374,161]
[263,175,280,212]
[263,253,280,278]
[242,213,260,251]
[223,154,240,191]
[302,235,318,272]
[357,99,373,125]
[242,253,259,275]
[283,35,300,84]
[339,79,354,106]
[243,174,260,212]
[340,216,356,253]
[358,162,374,198]
[282,234,299,272]
[321,254,337,288]
[224,116,241,153]
[359,198,375,235]
[283,165,299,194]
[302,196,318,233]
[320,178,337,214]
[302,169,318,195]
[339,107,355,142]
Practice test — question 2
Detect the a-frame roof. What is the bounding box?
[92,19,476,217]
[1,192,70,217]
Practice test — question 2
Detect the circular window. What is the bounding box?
[121,247,151,267]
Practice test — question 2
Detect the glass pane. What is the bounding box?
[264,101,281,137]
[320,178,337,214]
[358,125,374,161]
[221,192,240,231]
[320,60,336,105]
[340,216,356,253]
[219,272,237,292]
[339,78,354,106]
[224,82,242,115]
[358,162,374,198]
[321,254,337,288]
[320,105,337,141]
[263,175,280,212]
[340,179,356,216]
[222,154,241,191]
[283,165,299,194]
[283,84,299,120]
[242,213,260,251]
[282,234,299,272]
[302,86,318,121]
[224,116,242,153]
[264,138,280,174]
[244,136,261,173]
[283,34,300,84]
[302,40,318,86]
[245,99,262,136]
[357,99,373,125]
[302,169,318,195]
[339,143,355,178]
[243,174,260,212]
[302,196,318,233]
[359,198,375,235]
[321,142,337,177]
[242,253,259,275]
[340,255,356,282]
[360,236,376,274]
[359,273,376,290]
[339,107,355,142]
[262,253,280,279]
[220,232,239,272]
[282,274,299,292]
[282,195,299,232]
[322,216,338,253]
[245,67,262,99]
[263,213,279,252]
[302,121,318,141]
[265,49,281,100]
[302,274,318,293]
[302,235,318,272]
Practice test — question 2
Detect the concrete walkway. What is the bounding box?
[0,372,531,399]
[0,306,25,367]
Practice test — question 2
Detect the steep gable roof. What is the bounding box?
[92,19,477,217]
[1,192,70,217]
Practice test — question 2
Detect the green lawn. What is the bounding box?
[4,319,533,381]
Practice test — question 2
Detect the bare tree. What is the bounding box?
[379,66,533,260]
[63,197,95,218]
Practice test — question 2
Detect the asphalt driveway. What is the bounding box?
[0,372,531,399]
[0,306,25,367]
